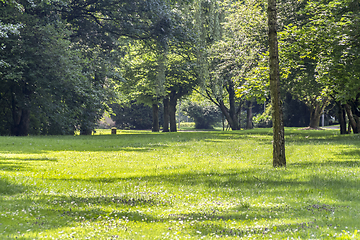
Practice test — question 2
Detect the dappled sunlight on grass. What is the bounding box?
[1,128,360,239]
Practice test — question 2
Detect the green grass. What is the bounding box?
[0,128,359,239]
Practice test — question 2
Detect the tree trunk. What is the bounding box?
[246,101,253,129]
[309,104,321,129]
[348,120,352,133]
[222,114,225,131]
[163,98,170,132]
[308,98,329,129]
[11,91,30,136]
[344,103,358,133]
[268,0,286,167]
[350,97,360,133]
[12,108,30,136]
[152,103,159,132]
[355,115,360,134]
[338,102,347,134]
[169,91,177,132]
[237,101,242,129]
[218,100,238,130]
[228,81,240,130]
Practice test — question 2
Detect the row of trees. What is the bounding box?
[0,0,359,137]
[279,0,360,133]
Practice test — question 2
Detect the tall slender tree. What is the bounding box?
[268,0,286,167]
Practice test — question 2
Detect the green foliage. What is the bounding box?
[110,102,155,130]
[253,103,272,128]
[0,1,115,135]
[182,101,221,129]
[1,130,360,238]
[210,0,268,101]
[278,0,360,111]
[283,93,311,127]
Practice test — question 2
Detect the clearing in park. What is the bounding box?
[0,128,359,239]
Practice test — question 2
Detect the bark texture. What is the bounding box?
[268,0,286,167]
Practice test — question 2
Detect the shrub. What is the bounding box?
[110,102,153,130]
[182,102,221,129]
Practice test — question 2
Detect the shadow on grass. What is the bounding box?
[337,149,360,159]
[0,178,27,195]
[1,164,357,238]
[45,161,360,204]
[1,128,357,155]
[289,160,360,168]
[0,192,161,238]
[0,188,332,239]
[0,157,57,172]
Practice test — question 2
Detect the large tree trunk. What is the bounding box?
[344,103,359,134]
[169,91,177,132]
[163,98,170,132]
[152,103,159,132]
[246,101,253,129]
[268,0,286,167]
[338,102,347,134]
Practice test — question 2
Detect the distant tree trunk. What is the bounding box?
[308,98,328,129]
[309,104,321,129]
[246,101,253,129]
[222,114,225,131]
[237,101,242,129]
[152,103,159,132]
[205,83,240,130]
[355,115,360,134]
[338,102,347,134]
[218,100,239,130]
[348,120,352,133]
[350,97,360,132]
[228,81,240,130]
[344,103,358,133]
[12,108,30,136]
[163,98,170,132]
[268,0,286,167]
[169,91,177,132]
[11,90,30,136]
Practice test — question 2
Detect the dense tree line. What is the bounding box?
[0,0,359,138]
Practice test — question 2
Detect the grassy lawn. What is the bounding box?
[0,128,359,239]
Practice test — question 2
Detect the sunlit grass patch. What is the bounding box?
[0,128,360,239]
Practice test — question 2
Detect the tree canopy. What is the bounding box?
[0,0,358,139]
